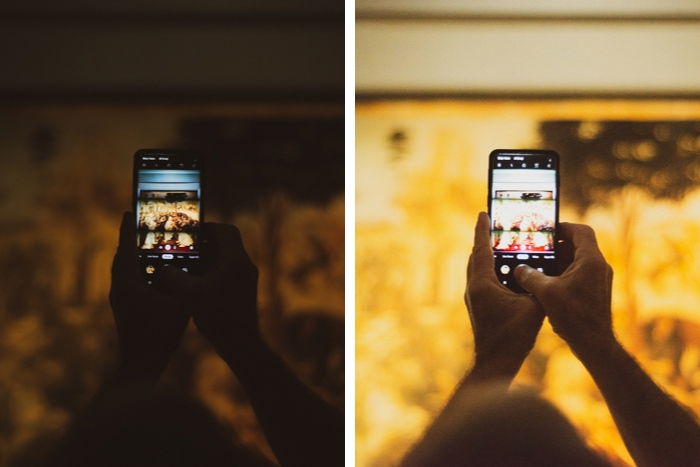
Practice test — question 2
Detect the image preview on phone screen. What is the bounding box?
[489,151,558,292]
[135,151,201,282]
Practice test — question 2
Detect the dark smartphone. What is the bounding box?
[488,149,559,293]
[133,149,203,283]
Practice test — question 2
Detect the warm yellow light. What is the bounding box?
[357,100,700,467]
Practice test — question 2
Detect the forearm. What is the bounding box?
[467,352,528,386]
[574,337,700,467]
[79,361,163,420]
[49,360,163,466]
[401,359,520,466]
[111,357,166,386]
[220,338,343,467]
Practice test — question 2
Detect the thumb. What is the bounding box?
[514,264,550,295]
[154,264,203,298]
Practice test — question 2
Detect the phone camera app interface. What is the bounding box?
[136,153,201,275]
[490,152,557,288]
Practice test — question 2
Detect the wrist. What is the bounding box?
[117,345,173,378]
[216,332,268,367]
[111,360,163,387]
[471,353,526,383]
[568,332,621,366]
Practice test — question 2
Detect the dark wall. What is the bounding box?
[0,1,343,100]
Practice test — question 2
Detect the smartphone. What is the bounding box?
[488,149,559,293]
[133,149,203,283]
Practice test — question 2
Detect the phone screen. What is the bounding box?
[488,149,559,293]
[134,149,202,282]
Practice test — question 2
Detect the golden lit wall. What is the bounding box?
[356,100,700,466]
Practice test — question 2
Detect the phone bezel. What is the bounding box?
[132,148,204,278]
[487,148,560,292]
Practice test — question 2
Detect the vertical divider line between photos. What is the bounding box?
[345,1,356,465]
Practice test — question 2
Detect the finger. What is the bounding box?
[466,250,473,282]
[198,222,233,274]
[558,223,606,264]
[553,233,574,275]
[163,223,253,292]
[113,211,140,278]
[466,251,478,297]
[517,295,546,325]
[203,223,254,273]
[470,212,497,280]
[514,264,551,296]
[199,222,218,272]
[154,264,204,297]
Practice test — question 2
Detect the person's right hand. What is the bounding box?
[513,223,615,355]
[158,223,261,358]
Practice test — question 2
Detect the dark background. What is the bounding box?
[0,2,344,466]
[0,1,343,101]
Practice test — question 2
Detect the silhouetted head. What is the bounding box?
[48,384,271,467]
[404,381,610,467]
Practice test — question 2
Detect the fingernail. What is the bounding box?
[515,264,533,273]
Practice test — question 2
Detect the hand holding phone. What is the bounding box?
[157,223,261,358]
[488,149,560,293]
[466,212,544,379]
[513,222,614,353]
[109,212,190,381]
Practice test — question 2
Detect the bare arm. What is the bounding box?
[578,336,700,467]
[159,223,343,467]
[101,211,191,391]
[402,212,545,466]
[515,223,700,467]
[48,213,194,466]
[217,337,343,467]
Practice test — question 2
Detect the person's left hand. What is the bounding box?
[465,212,544,380]
[108,212,190,381]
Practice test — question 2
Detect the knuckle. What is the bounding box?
[593,259,609,275]
[467,280,490,298]
[206,222,241,242]
[220,223,242,238]
[514,271,533,290]
[582,256,608,275]
[579,224,595,236]
[539,285,558,302]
